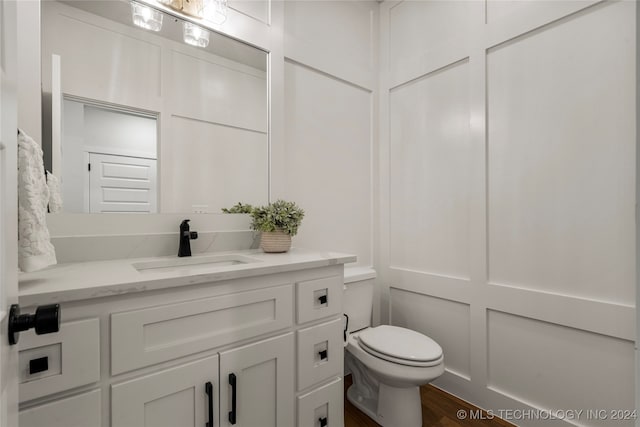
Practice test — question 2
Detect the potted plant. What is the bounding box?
[249,200,305,253]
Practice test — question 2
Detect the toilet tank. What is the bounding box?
[343,268,377,333]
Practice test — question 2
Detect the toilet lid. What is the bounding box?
[358,325,443,366]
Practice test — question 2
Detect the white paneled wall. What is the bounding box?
[379,1,636,425]
[487,310,634,420]
[283,1,377,267]
[228,0,269,25]
[389,59,471,279]
[487,1,635,304]
[390,288,470,380]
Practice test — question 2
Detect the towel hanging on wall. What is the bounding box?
[17,129,57,272]
[45,170,63,213]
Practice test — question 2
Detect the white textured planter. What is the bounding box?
[260,230,292,253]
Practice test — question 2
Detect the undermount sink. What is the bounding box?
[132,254,261,274]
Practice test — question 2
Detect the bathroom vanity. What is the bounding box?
[17,249,354,427]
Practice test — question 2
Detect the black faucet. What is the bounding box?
[178,219,198,257]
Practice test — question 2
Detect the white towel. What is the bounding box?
[45,170,63,213]
[17,129,57,272]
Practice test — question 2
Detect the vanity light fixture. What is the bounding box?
[155,0,183,11]
[130,1,163,32]
[154,0,204,19]
[203,0,228,25]
[183,22,210,48]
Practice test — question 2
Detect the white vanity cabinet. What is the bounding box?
[17,260,348,427]
[112,333,295,427]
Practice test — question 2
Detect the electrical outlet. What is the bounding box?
[192,204,209,213]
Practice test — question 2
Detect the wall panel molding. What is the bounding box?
[283,1,376,91]
[485,0,600,49]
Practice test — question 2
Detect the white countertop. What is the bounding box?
[18,248,356,306]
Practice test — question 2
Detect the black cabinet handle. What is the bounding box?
[343,313,349,342]
[318,295,327,304]
[318,349,328,361]
[205,381,214,427]
[228,373,237,425]
[319,417,328,427]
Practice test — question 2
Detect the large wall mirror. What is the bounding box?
[41,0,269,214]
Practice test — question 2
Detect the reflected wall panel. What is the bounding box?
[42,5,161,111]
[163,117,268,213]
[170,50,267,133]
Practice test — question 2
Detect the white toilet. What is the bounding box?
[343,269,444,427]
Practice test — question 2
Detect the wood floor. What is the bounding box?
[344,375,514,427]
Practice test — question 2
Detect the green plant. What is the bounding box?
[250,200,305,236]
[221,202,254,214]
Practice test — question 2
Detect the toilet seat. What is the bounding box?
[358,325,443,367]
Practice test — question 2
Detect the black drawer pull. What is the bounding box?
[229,373,237,425]
[318,295,327,304]
[205,381,214,427]
[319,417,328,427]
[318,350,328,360]
[29,356,48,374]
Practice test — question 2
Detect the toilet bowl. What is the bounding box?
[344,268,444,427]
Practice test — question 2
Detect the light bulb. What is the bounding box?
[203,0,227,25]
[131,2,163,32]
[183,22,210,48]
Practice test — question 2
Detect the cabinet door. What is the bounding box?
[112,355,218,427]
[219,333,294,427]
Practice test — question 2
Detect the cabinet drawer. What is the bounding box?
[19,388,101,427]
[297,377,343,427]
[111,284,293,374]
[297,318,343,391]
[19,318,100,402]
[296,276,342,324]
